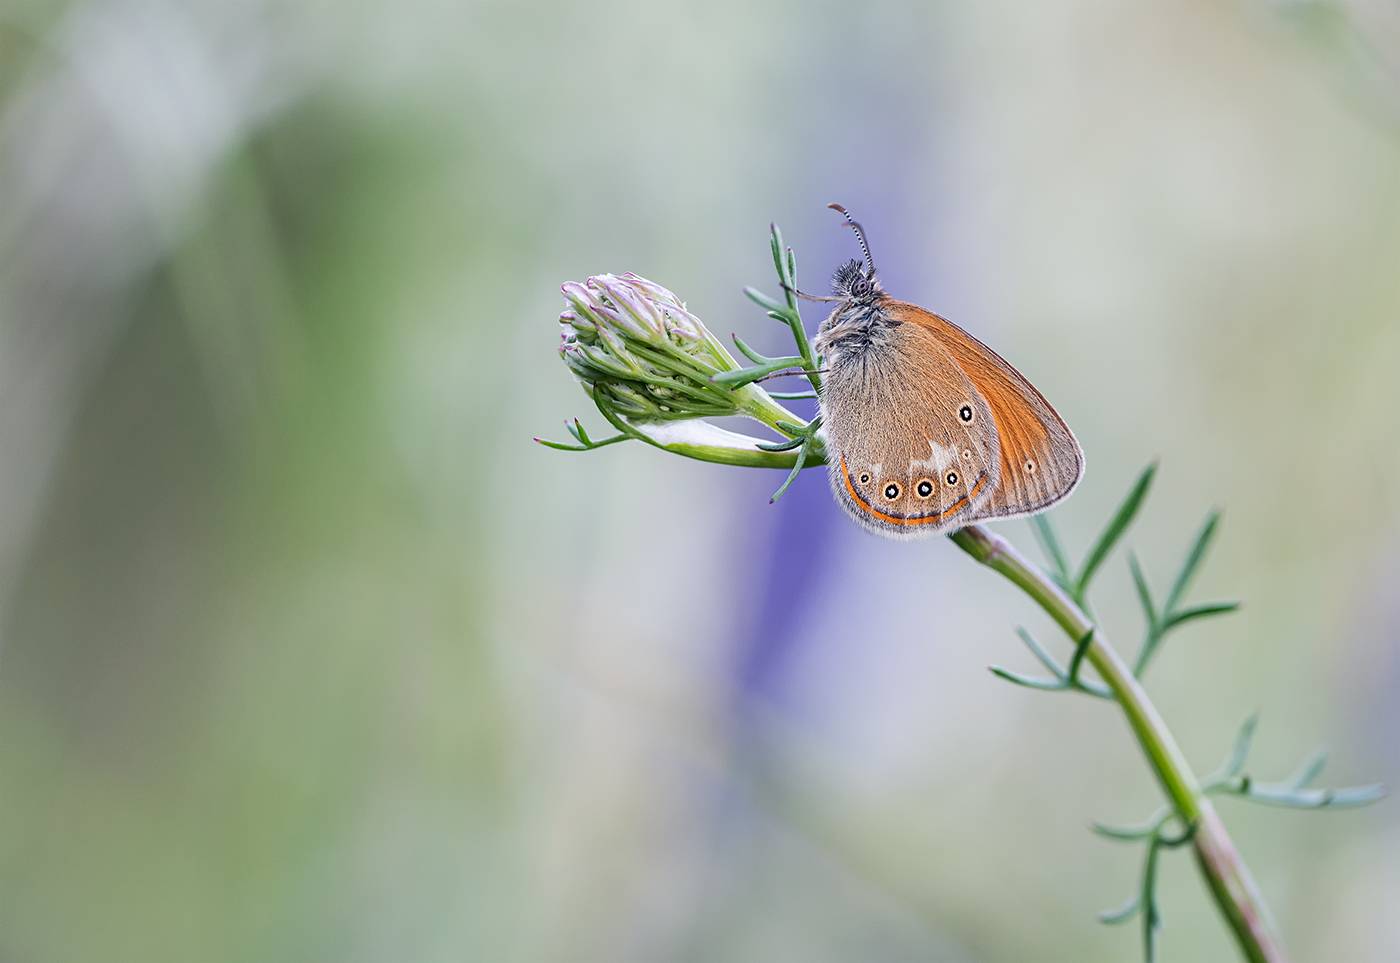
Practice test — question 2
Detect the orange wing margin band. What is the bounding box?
[840,454,989,526]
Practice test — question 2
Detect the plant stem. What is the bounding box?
[949,524,1288,963]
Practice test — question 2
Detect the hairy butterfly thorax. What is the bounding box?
[813,260,899,363]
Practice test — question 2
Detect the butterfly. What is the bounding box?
[807,205,1083,539]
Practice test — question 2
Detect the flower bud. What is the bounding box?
[557,273,746,422]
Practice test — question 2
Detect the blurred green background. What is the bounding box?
[2,2,1398,961]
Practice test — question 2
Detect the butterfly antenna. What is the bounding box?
[781,281,842,302]
[828,203,877,274]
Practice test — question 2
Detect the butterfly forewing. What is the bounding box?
[889,302,1084,520]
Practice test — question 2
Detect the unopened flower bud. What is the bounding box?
[558,273,748,422]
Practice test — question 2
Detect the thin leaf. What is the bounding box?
[744,286,787,314]
[1065,628,1095,685]
[769,224,788,288]
[534,437,589,451]
[1014,625,1067,679]
[535,419,629,451]
[731,333,774,364]
[1066,631,1114,699]
[1239,783,1385,808]
[1223,714,1259,780]
[1078,679,1116,699]
[1142,839,1163,963]
[1075,461,1157,597]
[1312,784,1386,807]
[1127,552,1158,629]
[757,436,805,452]
[1092,807,1171,841]
[1164,508,1221,616]
[769,434,811,503]
[1164,600,1240,630]
[1099,893,1142,926]
[768,391,818,400]
[709,356,806,388]
[1158,820,1198,848]
[591,392,647,442]
[1285,749,1329,791]
[1030,515,1072,586]
[776,419,815,436]
[988,666,1068,691]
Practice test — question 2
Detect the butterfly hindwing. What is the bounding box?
[821,321,1001,538]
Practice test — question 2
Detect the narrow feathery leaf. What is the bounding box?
[1128,552,1157,629]
[1164,508,1222,616]
[1224,714,1259,780]
[1092,808,1172,841]
[1098,894,1142,925]
[732,333,774,364]
[1030,514,1072,586]
[1286,749,1330,791]
[769,434,812,503]
[988,666,1069,691]
[744,286,787,314]
[1076,461,1157,596]
[1015,625,1067,679]
[1164,601,1240,629]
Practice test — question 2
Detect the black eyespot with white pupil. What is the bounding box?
[945,470,959,486]
[961,448,973,461]
[916,480,933,498]
[1025,459,1036,474]
[858,472,871,485]
[883,482,900,501]
[959,405,974,423]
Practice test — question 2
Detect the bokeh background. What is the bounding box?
[2,2,1399,960]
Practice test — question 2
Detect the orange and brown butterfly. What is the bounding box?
[807,204,1083,539]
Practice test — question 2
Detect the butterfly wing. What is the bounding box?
[820,321,1002,539]
[889,301,1084,520]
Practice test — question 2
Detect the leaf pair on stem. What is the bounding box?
[994,461,1380,963]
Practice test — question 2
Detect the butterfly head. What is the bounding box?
[831,259,884,305]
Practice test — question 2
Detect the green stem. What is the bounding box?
[949,524,1288,963]
[591,393,829,470]
[732,380,809,438]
